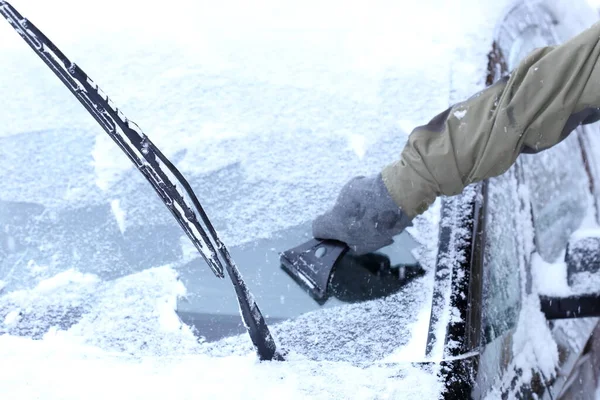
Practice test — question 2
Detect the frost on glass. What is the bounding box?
[0,126,440,363]
[481,168,522,344]
[0,31,445,360]
[519,132,590,262]
[0,0,454,366]
[203,278,431,363]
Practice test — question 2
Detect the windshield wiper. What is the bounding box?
[0,0,282,361]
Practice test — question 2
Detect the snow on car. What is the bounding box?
[0,0,599,399]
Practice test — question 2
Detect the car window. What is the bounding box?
[475,6,600,399]
[481,3,589,342]
[520,133,591,262]
[507,20,591,264]
[0,17,444,363]
[481,170,523,345]
[474,6,554,398]
[478,3,552,348]
[0,130,438,362]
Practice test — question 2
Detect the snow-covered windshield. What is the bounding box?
[0,0,514,371]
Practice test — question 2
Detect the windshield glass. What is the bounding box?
[0,0,454,363]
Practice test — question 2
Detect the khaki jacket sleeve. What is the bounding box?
[382,22,600,218]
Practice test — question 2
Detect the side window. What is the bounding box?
[474,167,528,400]
[478,4,598,399]
[578,123,600,230]
[506,13,591,263]
[481,168,524,344]
[519,132,591,262]
[475,7,556,398]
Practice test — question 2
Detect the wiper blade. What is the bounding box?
[0,2,223,278]
[0,1,282,361]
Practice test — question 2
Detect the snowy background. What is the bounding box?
[0,0,599,398]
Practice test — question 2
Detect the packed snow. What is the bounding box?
[1,0,600,398]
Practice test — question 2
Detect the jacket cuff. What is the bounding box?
[381,160,437,218]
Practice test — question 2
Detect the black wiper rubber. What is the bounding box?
[0,1,282,361]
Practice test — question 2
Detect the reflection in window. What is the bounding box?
[520,134,590,262]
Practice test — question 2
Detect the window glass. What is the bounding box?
[0,20,443,362]
[0,129,436,361]
[481,169,523,344]
[477,8,594,398]
[520,133,591,262]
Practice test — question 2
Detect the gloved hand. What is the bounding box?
[312,173,412,255]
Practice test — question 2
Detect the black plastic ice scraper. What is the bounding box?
[280,239,349,301]
[281,231,425,302]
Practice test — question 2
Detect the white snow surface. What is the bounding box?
[0,337,441,400]
[0,0,512,247]
[531,252,572,296]
[512,295,559,382]
[1,0,600,398]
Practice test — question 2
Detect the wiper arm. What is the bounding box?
[0,0,282,361]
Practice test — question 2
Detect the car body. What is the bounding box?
[0,0,599,398]
[435,2,600,398]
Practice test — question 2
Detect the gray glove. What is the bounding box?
[313,173,412,255]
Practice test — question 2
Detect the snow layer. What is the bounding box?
[1,0,600,398]
[0,0,510,247]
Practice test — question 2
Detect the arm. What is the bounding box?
[383,22,600,217]
[314,22,600,254]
